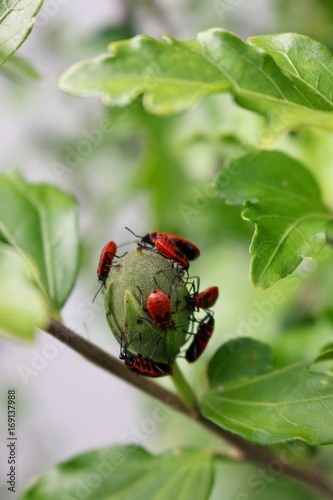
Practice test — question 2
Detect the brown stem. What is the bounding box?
[47,318,333,500]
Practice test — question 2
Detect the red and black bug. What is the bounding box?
[148,232,200,261]
[154,234,189,271]
[185,313,215,363]
[188,286,219,311]
[93,241,119,302]
[119,351,172,377]
[97,241,117,285]
[147,289,174,329]
[125,228,197,269]
[119,332,172,377]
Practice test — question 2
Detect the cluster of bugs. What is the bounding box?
[96,229,219,378]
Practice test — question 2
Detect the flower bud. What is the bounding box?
[104,246,190,363]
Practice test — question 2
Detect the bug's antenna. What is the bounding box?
[125,227,142,238]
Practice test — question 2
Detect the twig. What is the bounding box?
[47,318,333,500]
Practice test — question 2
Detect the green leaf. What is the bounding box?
[0,171,79,315]
[216,150,329,289]
[59,29,333,133]
[0,243,48,339]
[311,344,333,365]
[249,33,333,110]
[59,33,231,115]
[21,445,214,500]
[0,54,40,82]
[208,338,274,389]
[191,30,333,134]
[201,353,333,446]
[0,0,43,66]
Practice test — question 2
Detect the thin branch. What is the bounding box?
[47,318,333,500]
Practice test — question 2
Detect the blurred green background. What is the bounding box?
[1,1,333,498]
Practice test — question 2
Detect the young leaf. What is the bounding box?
[208,338,274,389]
[0,243,48,339]
[190,30,333,133]
[59,34,231,115]
[249,33,333,110]
[0,0,43,67]
[0,171,79,315]
[59,29,333,132]
[202,352,333,446]
[21,445,214,500]
[216,150,329,289]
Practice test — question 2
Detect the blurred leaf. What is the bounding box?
[0,54,40,82]
[312,343,333,364]
[80,26,136,55]
[0,171,79,315]
[242,472,318,500]
[129,111,191,227]
[217,150,329,289]
[59,29,333,133]
[21,445,214,500]
[273,323,333,369]
[202,348,333,446]
[0,243,48,339]
[208,338,274,389]
[0,0,43,66]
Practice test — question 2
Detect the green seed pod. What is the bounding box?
[104,246,190,363]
